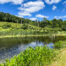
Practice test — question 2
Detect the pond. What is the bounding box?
[0,36,66,63]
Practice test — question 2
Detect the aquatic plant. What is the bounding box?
[0,46,57,66]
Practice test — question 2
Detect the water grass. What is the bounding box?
[0,46,57,66]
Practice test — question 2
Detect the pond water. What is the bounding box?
[0,36,66,63]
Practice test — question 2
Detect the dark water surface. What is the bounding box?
[0,36,66,63]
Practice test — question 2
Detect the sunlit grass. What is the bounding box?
[0,22,66,38]
[50,48,66,66]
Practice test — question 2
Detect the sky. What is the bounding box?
[0,0,66,21]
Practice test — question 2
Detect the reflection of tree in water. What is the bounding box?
[0,36,66,49]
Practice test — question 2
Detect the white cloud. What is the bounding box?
[54,16,66,19]
[36,14,49,18]
[18,1,45,17]
[30,18,37,21]
[18,12,31,17]
[45,0,61,4]
[0,0,24,4]
[52,5,57,10]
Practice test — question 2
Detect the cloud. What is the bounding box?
[30,18,37,21]
[0,0,24,4]
[54,16,66,19]
[45,0,61,4]
[52,5,57,10]
[18,1,45,17]
[18,12,31,17]
[36,14,49,18]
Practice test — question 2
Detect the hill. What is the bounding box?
[0,12,66,37]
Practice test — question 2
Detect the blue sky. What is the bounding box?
[0,0,66,21]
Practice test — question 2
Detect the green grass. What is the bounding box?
[0,22,42,36]
[0,22,21,28]
[50,41,66,66]
[0,22,40,29]
[51,48,66,66]
[0,46,57,66]
[0,21,66,38]
[54,41,66,49]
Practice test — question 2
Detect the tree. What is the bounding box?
[62,20,66,31]
[52,19,59,28]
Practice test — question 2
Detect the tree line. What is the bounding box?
[0,12,32,24]
[0,12,66,31]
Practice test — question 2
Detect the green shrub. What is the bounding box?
[0,46,57,66]
[54,41,63,49]
[21,24,28,30]
[62,25,66,31]
[2,24,11,29]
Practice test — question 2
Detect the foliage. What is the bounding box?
[21,24,28,30]
[2,24,11,29]
[54,41,66,49]
[0,12,32,24]
[0,46,57,66]
[62,21,66,31]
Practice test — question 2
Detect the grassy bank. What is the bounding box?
[51,48,66,66]
[50,41,66,66]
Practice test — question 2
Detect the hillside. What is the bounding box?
[0,22,42,37]
[0,12,66,37]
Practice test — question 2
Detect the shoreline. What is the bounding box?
[0,34,66,38]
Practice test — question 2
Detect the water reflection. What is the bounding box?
[0,41,53,59]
